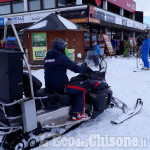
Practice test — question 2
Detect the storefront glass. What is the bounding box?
[29,0,41,11]
[43,0,56,9]
[0,4,11,15]
[58,0,66,7]
[13,2,24,13]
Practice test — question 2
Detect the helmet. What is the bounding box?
[52,38,67,52]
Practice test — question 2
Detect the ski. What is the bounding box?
[111,99,143,124]
[133,69,150,72]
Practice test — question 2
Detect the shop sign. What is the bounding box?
[32,33,47,60]
[92,6,144,30]
[106,14,116,23]
[4,12,50,25]
[69,18,88,23]
[116,17,122,25]
[33,47,47,60]
[89,6,100,24]
[89,17,100,24]
[107,0,136,13]
[8,16,25,24]
[95,11,105,21]
[0,18,4,25]
[122,19,127,26]
[61,9,88,19]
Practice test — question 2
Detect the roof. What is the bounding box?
[23,13,84,31]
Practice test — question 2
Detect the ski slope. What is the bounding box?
[31,56,150,150]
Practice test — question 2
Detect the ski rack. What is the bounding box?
[3,20,40,133]
[4,20,34,98]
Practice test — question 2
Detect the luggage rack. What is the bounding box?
[0,96,48,120]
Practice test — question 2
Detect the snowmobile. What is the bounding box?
[0,21,143,150]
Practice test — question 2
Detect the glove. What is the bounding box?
[81,62,87,67]
[86,67,93,73]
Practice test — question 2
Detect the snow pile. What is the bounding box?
[58,15,78,30]
[28,20,48,29]
[33,56,150,150]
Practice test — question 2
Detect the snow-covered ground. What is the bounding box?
[31,56,150,150]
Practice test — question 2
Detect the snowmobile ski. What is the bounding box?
[111,99,143,124]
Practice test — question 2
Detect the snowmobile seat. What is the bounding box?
[23,72,42,97]
[35,88,72,110]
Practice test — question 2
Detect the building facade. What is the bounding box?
[0,0,145,49]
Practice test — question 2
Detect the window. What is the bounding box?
[29,0,41,11]
[43,0,56,9]
[13,2,24,13]
[58,0,66,7]
[0,4,11,15]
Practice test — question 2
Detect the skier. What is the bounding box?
[93,41,101,66]
[123,38,130,57]
[141,35,150,70]
[44,38,92,121]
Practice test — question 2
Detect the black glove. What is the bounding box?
[81,62,87,67]
[86,67,93,73]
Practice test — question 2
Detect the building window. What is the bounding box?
[43,0,56,9]
[58,0,66,7]
[29,0,41,11]
[13,2,24,13]
[0,4,11,15]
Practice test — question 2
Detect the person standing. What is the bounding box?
[141,35,150,70]
[93,41,101,66]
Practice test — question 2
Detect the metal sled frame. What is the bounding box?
[0,21,41,135]
[0,96,47,135]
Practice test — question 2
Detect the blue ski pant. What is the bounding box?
[66,84,85,113]
[142,53,149,68]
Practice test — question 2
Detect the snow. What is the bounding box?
[31,56,150,150]
[58,15,78,30]
[28,20,48,29]
[1,56,150,149]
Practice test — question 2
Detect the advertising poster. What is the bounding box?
[33,47,47,60]
[66,49,75,61]
[102,34,116,58]
[32,33,47,60]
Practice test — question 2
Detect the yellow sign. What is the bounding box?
[33,47,47,60]
[69,18,88,23]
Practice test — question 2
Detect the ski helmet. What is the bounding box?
[52,38,67,52]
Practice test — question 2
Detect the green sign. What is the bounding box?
[35,51,45,57]
[32,33,47,46]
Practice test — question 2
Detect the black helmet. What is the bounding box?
[52,38,67,52]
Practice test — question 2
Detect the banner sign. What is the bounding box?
[4,12,49,25]
[102,34,116,57]
[93,6,144,30]
[32,33,47,60]
[107,0,136,13]
[0,0,12,2]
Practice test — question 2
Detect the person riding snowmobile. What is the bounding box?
[44,38,92,121]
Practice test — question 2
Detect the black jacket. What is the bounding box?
[44,49,87,93]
